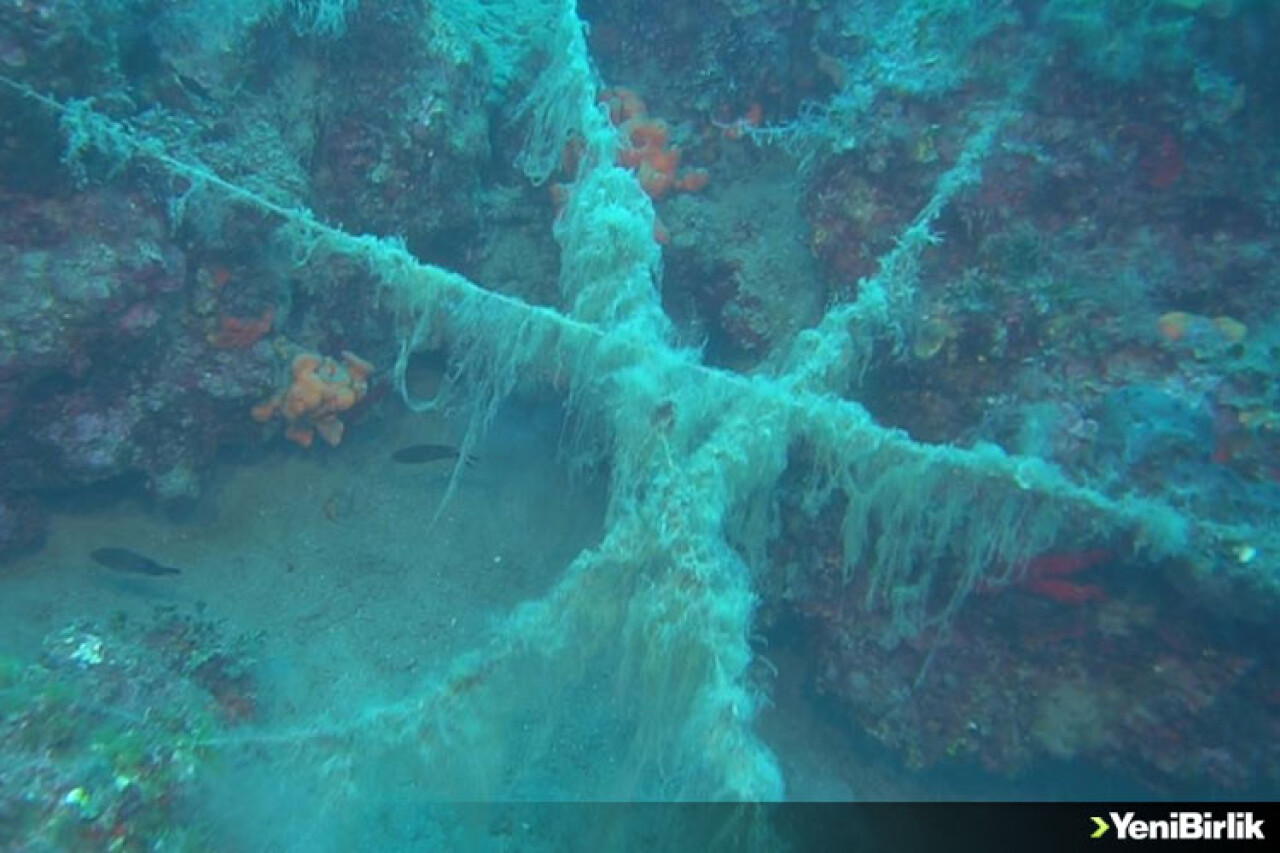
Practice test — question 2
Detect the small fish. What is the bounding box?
[91,547,181,576]
[391,443,476,466]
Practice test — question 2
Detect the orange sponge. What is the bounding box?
[253,350,373,448]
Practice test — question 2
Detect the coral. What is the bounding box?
[602,88,710,201]
[0,613,257,848]
[552,87,710,242]
[1008,549,1111,605]
[251,350,373,448]
[209,308,275,349]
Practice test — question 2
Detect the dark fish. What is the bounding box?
[391,443,476,466]
[91,547,181,576]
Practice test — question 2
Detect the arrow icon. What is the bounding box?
[1091,816,1110,838]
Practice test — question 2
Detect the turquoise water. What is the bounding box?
[1,1,1277,849]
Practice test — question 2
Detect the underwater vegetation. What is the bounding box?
[0,610,257,849]
[0,0,1278,839]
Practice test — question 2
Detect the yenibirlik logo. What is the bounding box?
[1091,811,1265,841]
